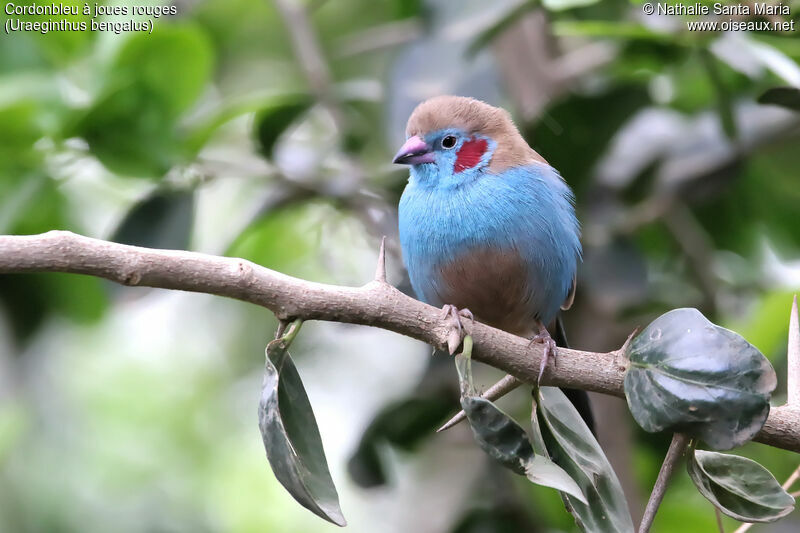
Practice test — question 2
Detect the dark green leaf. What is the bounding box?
[0,272,108,344]
[523,85,650,197]
[258,321,345,526]
[533,387,634,533]
[687,448,794,522]
[73,87,180,177]
[110,190,195,250]
[460,395,536,476]
[451,506,535,533]
[347,439,386,488]
[624,308,776,450]
[454,344,585,502]
[371,396,455,450]
[758,87,800,111]
[253,95,313,158]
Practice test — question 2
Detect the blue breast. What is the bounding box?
[398,163,581,329]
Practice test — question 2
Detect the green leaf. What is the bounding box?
[552,21,676,42]
[699,48,737,140]
[110,189,195,250]
[0,101,43,178]
[7,0,92,65]
[226,203,319,279]
[73,87,180,177]
[347,439,386,488]
[454,342,586,503]
[113,26,214,118]
[758,87,800,111]
[258,321,345,527]
[624,308,777,450]
[687,448,794,522]
[0,272,108,343]
[542,0,600,11]
[71,25,213,177]
[252,95,313,158]
[0,404,27,463]
[533,387,635,533]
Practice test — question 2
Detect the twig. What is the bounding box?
[272,1,333,109]
[272,0,345,133]
[638,433,691,533]
[715,508,725,533]
[732,517,750,532]
[437,374,522,432]
[662,204,718,314]
[783,463,800,490]
[1,231,800,453]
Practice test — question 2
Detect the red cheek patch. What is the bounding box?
[454,138,488,173]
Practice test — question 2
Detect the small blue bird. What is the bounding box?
[394,96,590,423]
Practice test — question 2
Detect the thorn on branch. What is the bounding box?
[620,327,640,356]
[374,236,387,283]
[788,295,799,406]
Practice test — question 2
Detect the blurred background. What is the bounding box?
[1,0,800,531]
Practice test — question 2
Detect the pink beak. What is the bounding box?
[392,135,435,165]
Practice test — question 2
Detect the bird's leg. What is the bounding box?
[440,304,474,354]
[529,320,557,384]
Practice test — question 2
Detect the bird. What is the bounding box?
[393,95,592,428]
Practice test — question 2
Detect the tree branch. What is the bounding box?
[1,231,800,453]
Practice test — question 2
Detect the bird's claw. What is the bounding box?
[529,330,557,384]
[441,304,474,354]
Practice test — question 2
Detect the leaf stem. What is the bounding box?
[281,319,304,346]
[638,433,691,533]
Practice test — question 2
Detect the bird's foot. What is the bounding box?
[441,304,474,354]
[529,328,557,384]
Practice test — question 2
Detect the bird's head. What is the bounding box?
[392,95,545,189]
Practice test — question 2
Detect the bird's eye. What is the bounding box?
[441,135,457,149]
